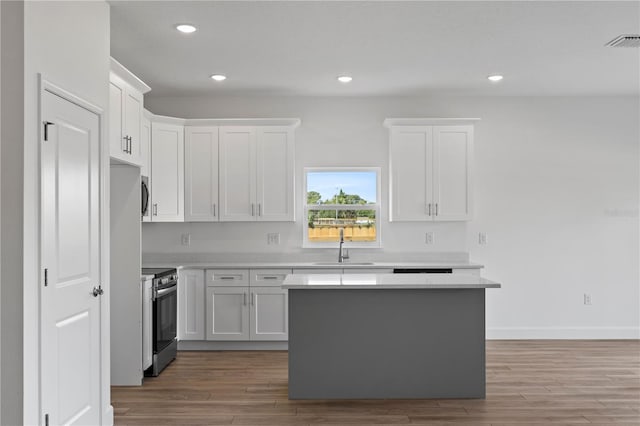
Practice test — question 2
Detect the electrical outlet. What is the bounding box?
[425,232,434,245]
[584,293,592,306]
[181,233,191,246]
[479,232,487,245]
[267,233,280,245]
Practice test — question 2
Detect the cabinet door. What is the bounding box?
[389,126,433,221]
[250,287,288,341]
[142,279,153,370]
[150,122,184,221]
[109,80,126,161]
[185,126,219,222]
[205,286,250,340]
[256,127,295,221]
[219,127,256,221]
[124,88,143,165]
[178,269,206,341]
[432,126,473,221]
[140,115,151,178]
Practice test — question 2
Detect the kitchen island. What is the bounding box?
[283,273,501,399]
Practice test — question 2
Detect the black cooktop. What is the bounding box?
[142,267,177,279]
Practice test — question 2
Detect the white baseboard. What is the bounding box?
[103,404,114,426]
[487,327,640,340]
[179,341,289,351]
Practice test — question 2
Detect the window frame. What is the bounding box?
[302,167,382,248]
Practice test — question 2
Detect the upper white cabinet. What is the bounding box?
[387,119,475,222]
[151,121,184,222]
[109,58,151,166]
[219,126,295,222]
[185,126,220,222]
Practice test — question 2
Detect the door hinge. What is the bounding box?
[43,121,54,142]
[44,413,49,426]
[44,268,48,287]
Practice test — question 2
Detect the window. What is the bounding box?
[303,168,381,248]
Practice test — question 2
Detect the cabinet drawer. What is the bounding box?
[250,269,292,286]
[206,269,250,286]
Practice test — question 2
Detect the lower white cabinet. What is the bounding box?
[178,269,206,341]
[250,287,288,341]
[206,286,250,340]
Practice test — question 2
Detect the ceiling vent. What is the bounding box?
[606,34,640,47]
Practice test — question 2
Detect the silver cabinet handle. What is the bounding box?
[243,293,247,306]
[258,204,261,216]
[435,203,438,216]
[128,136,132,154]
[428,204,432,216]
[212,203,216,217]
[122,136,128,153]
[251,203,255,216]
[251,292,255,306]
[153,203,158,216]
[261,276,279,280]
[220,276,235,280]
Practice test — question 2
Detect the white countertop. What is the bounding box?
[142,261,483,269]
[282,273,500,289]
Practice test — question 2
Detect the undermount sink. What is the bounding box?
[312,262,375,266]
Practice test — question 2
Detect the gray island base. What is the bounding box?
[283,273,501,400]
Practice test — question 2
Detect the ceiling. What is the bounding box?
[109,1,640,98]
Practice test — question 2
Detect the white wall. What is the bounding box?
[23,2,111,424]
[145,95,639,339]
[1,3,23,425]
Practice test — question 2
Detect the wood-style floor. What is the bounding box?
[112,341,640,425]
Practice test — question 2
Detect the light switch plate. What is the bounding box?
[181,233,191,246]
[478,232,487,245]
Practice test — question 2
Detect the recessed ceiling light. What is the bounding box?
[210,74,227,82]
[337,75,353,83]
[176,24,197,34]
[488,75,504,82]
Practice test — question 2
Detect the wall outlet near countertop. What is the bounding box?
[181,233,191,246]
[478,232,487,245]
[584,293,592,306]
[267,233,280,245]
[425,232,434,245]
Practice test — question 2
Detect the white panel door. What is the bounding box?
[41,90,102,425]
[124,89,143,165]
[433,126,473,221]
[219,127,256,221]
[249,287,288,341]
[256,127,295,221]
[178,269,206,340]
[389,126,433,221]
[151,122,184,221]
[185,126,219,222]
[206,286,250,340]
[109,80,126,161]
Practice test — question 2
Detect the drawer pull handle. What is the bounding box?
[262,276,278,280]
[220,276,236,280]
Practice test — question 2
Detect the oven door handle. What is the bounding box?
[155,284,177,300]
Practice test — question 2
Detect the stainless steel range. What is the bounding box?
[142,267,178,376]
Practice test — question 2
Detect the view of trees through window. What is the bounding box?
[305,171,378,243]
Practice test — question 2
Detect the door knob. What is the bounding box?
[92,286,104,297]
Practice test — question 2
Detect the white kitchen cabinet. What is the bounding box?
[250,287,288,341]
[109,58,150,166]
[141,111,152,178]
[150,121,184,221]
[389,123,473,221]
[219,126,295,222]
[142,278,153,370]
[178,269,206,341]
[205,286,250,340]
[185,126,219,222]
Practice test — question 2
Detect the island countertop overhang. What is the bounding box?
[282,273,501,290]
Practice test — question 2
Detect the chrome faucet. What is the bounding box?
[338,228,349,263]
